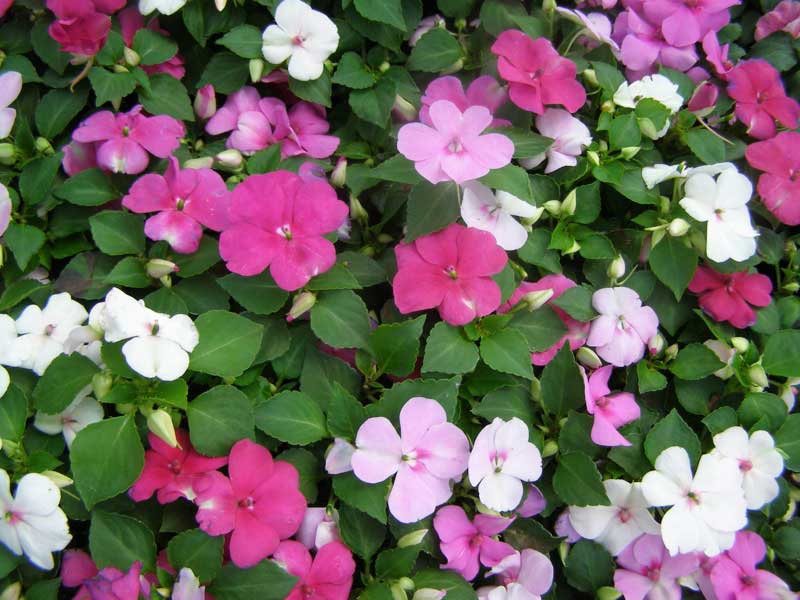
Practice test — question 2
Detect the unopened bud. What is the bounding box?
[112,64,129,73]
[246,58,263,83]
[520,206,545,228]
[123,47,140,67]
[0,583,21,600]
[542,0,557,13]
[0,143,15,164]
[146,408,178,448]
[412,590,446,600]
[146,258,178,279]
[41,470,73,488]
[287,291,317,322]
[607,255,626,280]
[194,84,216,120]
[92,371,113,399]
[543,200,561,217]
[582,69,598,87]
[398,578,415,592]
[730,337,749,353]
[586,150,600,166]
[441,58,463,75]
[637,118,659,140]
[564,240,581,255]
[393,94,417,122]
[664,344,679,361]
[748,364,768,389]
[667,218,690,237]
[601,100,615,114]
[397,529,428,548]
[216,149,243,169]
[378,61,391,73]
[521,289,554,311]
[331,157,347,188]
[783,282,800,293]
[559,541,570,565]
[390,583,407,600]
[561,189,577,217]
[117,403,135,414]
[620,146,640,160]
[597,587,622,600]
[648,333,665,356]
[576,347,603,369]
[542,440,558,458]
[215,0,228,9]
[349,194,368,222]
[35,137,54,155]
[183,156,215,169]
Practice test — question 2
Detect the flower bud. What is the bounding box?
[597,587,622,600]
[349,194,368,222]
[607,255,626,280]
[564,240,581,255]
[542,440,558,458]
[0,583,21,600]
[601,100,615,114]
[520,206,545,227]
[559,541,570,564]
[412,590,446,600]
[783,282,800,293]
[542,0,557,13]
[215,0,228,8]
[287,291,317,322]
[390,583,408,600]
[748,364,768,389]
[688,81,718,117]
[543,200,561,217]
[249,58,265,83]
[112,64,129,74]
[0,143,16,164]
[42,470,73,488]
[35,137,54,155]
[521,289,554,311]
[581,69,598,87]
[667,218,690,237]
[92,371,113,399]
[586,150,601,166]
[637,117,659,140]
[183,156,214,169]
[331,157,347,188]
[576,347,602,369]
[561,189,577,217]
[730,337,749,353]
[146,258,178,279]
[648,333,665,356]
[378,61,391,73]
[441,58,464,75]
[664,344,679,361]
[620,146,640,160]
[397,529,428,548]
[398,578,415,592]
[393,94,418,122]
[598,140,608,153]
[216,149,243,169]
[146,408,179,448]
[194,84,216,120]
[123,47,140,67]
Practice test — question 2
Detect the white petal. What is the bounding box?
[712,426,749,460]
[13,474,60,516]
[15,306,45,335]
[0,108,15,140]
[33,413,64,436]
[715,170,752,209]
[642,164,682,189]
[262,25,294,64]
[490,212,529,251]
[16,511,71,570]
[0,367,8,399]
[158,314,199,352]
[287,47,325,81]
[743,470,779,510]
[275,0,312,34]
[122,336,189,381]
[479,471,524,513]
[660,502,702,555]
[568,504,617,539]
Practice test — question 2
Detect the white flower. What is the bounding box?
[468,418,543,512]
[0,367,8,399]
[0,72,22,140]
[641,446,747,557]
[460,182,541,251]
[711,426,784,510]
[478,584,537,600]
[34,386,103,448]
[779,378,799,412]
[568,480,660,555]
[641,162,737,189]
[679,169,758,263]
[0,182,11,237]
[614,75,683,138]
[172,567,205,600]
[261,0,339,81]
[0,471,71,570]
[64,302,106,366]
[138,0,187,15]
[523,109,592,174]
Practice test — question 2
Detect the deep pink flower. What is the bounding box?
[710,531,794,600]
[71,105,184,174]
[614,535,698,600]
[703,31,735,80]
[756,0,800,41]
[419,76,510,127]
[62,141,99,176]
[491,30,586,114]
[498,275,589,366]
[206,87,270,152]
[727,59,800,139]
[195,84,216,120]
[61,550,99,588]
[688,81,720,116]
[688,265,772,329]
[745,131,800,225]
[119,7,185,79]
[123,156,231,254]
[129,430,227,504]
[46,0,125,56]
[218,171,348,291]
[274,541,355,600]
[74,561,151,600]
[433,505,515,581]
[194,439,307,568]
[392,224,508,326]
[639,0,738,47]
[587,287,659,367]
[580,365,641,447]
[397,100,513,184]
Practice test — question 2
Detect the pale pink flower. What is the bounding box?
[460,183,541,251]
[324,438,355,474]
[614,534,699,600]
[297,507,341,550]
[638,0,738,47]
[0,183,10,238]
[556,8,620,54]
[194,84,216,120]
[266,100,340,159]
[419,76,510,127]
[525,109,592,173]
[756,0,800,41]
[587,287,659,367]
[481,549,554,600]
[273,540,355,600]
[0,71,21,139]
[581,365,641,447]
[410,14,445,46]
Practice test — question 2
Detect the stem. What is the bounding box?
[70,57,94,92]
[697,118,734,146]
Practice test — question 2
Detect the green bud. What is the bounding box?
[398,578,415,592]
[146,258,178,279]
[0,143,15,164]
[123,47,140,67]
[42,470,73,488]
[441,58,464,75]
[349,194,368,223]
[216,149,244,169]
[730,337,749,353]
[576,347,602,369]
[664,344,679,361]
[249,59,265,83]
[667,218,690,237]
[92,371,113,399]
[331,157,347,188]
[582,69,598,87]
[596,587,622,600]
[397,529,428,548]
[412,590,445,600]
[0,582,21,600]
[287,291,317,322]
[586,150,601,166]
[521,289,554,311]
[390,583,408,600]
[601,100,615,114]
[620,146,640,160]
[607,255,626,280]
[543,200,561,217]
[183,157,215,169]
[637,117,659,140]
[561,189,577,216]
[146,408,179,448]
[35,137,54,155]
[783,282,800,293]
[542,440,558,458]
[748,364,768,389]
[112,64,129,74]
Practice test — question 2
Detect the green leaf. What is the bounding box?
[489,127,552,159]
[333,472,389,523]
[369,316,425,377]
[254,391,328,445]
[198,52,249,95]
[288,72,332,108]
[208,562,298,600]
[174,236,220,278]
[247,145,282,175]
[773,526,800,563]
[553,452,610,506]
[669,343,725,380]
[140,74,194,121]
[738,392,787,432]
[132,29,177,65]
[473,386,534,426]
[89,211,145,256]
[105,257,149,288]
[71,415,144,509]
[217,24,263,59]
[422,322,480,374]
[644,409,701,466]
[89,510,156,572]
[217,272,288,315]
[368,377,460,423]
[559,411,602,458]
[405,181,460,241]
[310,290,371,349]
[552,285,596,321]
[35,87,89,138]
[300,349,360,410]
[33,353,99,415]
[188,385,255,456]
[480,329,533,380]
[763,330,800,377]
[479,164,533,202]
[376,546,422,580]
[167,529,224,583]
[349,78,396,127]
[510,306,567,352]
[88,67,137,106]
[0,385,27,441]
[637,362,668,394]
[326,384,367,439]
[649,236,697,300]
[56,168,117,207]
[338,505,386,558]
[686,129,726,164]
[541,344,585,417]
[565,541,615,592]
[437,0,476,17]
[609,112,641,150]
[0,279,45,312]
[332,52,376,89]
[354,0,406,30]
[190,311,264,377]
[19,154,62,206]
[751,32,797,72]
[518,229,562,274]
[3,224,45,270]
[774,414,800,471]
[702,406,738,435]
[407,29,461,71]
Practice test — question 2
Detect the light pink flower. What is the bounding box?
[0,183,10,238]
[219,171,347,291]
[688,265,772,329]
[0,71,21,139]
[527,109,592,173]
[324,438,355,474]
[419,76,510,128]
[433,505,515,581]
[119,7,185,79]
[351,397,470,523]
[688,81,720,116]
[74,561,152,600]
[516,485,546,518]
[710,531,795,600]
[491,30,586,115]
[62,141,99,176]
[297,507,341,550]
[580,365,641,447]
[614,535,699,600]
[556,8,620,54]
[206,87,269,152]
[555,509,581,543]
[410,14,445,46]
[745,131,800,225]
[172,568,204,600]
[273,540,355,600]
[483,549,554,600]
[194,84,216,120]
[587,287,659,367]
[267,100,340,159]
[756,0,800,41]
[194,439,307,568]
[122,156,230,254]
[392,224,508,326]
[397,100,513,184]
[638,0,738,47]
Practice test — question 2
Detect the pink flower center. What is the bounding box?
[278,224,293,240]
[238,496,255,510]
[44,323,56,336]
[645,566,661,582]
[301,585,316,598]
[617,507,632,523]
[175,197,185,211]
[469,534,483,549]
[687,491,701,506]
[292,34,306,47]
[167,459,182,474]
[528,68,544,80]
[4,511,20,524]
[489,450,509,472]
[739,459,753,472]
[445,265,458,280]
[447,138,463,153]
[596,395,610,408]
[740,574,755,588]
[789,169,800,182]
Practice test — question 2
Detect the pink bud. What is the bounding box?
[688,81,719,117]
[194,84,216,120]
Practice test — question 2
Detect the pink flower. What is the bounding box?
[580,365,641,447]
[71,105,184,174]
[129,430,228,504]
[218,171,348,291]
[556,8,621,54]
[528,109,592,174]
[392,224,508,326]
[688,265,772,329]
[638,0,738,47]
[61,550,99,588]
[0,0,11,18]
[484,549,555,599]
[0,71,21,140]
[433,505,515,581]
[516,485,546,518]
[296,507,341,550]
[688,81,720,116]
[351,397,470,523]
[727,59,800,140]
[74,561,152,600]
[702,32,735,80]
[410,14,445,46]
[710,531,795,600]
[273,540,355,600]
[491,30,586,115]
[555,509,581,543]
[756,0,800,41]
[194,439,307,568]
[122,156,230,254]
[614,535,699,600]
[397,100,513,184]
[268,101,340,159]
[62,141,99,176]
[206,87,269,152]
[745,131,800,225]
[419,76,510,128]
[119,7,185,79]
[194,84,216,120]
[46,0,125,56]
[587,287,659,367]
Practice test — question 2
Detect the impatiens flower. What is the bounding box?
[481,549,554,600]
[727,60,800,140]
[639,0,738,47]
[195,439,307,568]
[261,0,339,81]
[0,0,11,17]
[688,265,772,329]
[219,171,348,291]
[206,87,267,152]
[688,80,720,116]
[679,168,759,263]
[397,100,514,184]
[0,71,21,139]
[580,365,641,447]
[274,540,355,600]
[71,105,185,174]
[123,156,231,254]
[710,531,795,600]
[641,446,747,556]
[195,84,216,120]
[703,31,735,80]
[324,438,355,474]
[420,76,509,128]
[410,14,446,46]
[138,0,186,16]
[460,182,540,250]
[0,182,11,238]
[613,75,683,138]
[392,224,508,326]
[613,534,699,600]
[61,549,99,588]
[172,568,205,600]
[129,430,227,504]
[525,109,592,173]
[756,0,800,40]
[555,509,581,543]
[711,426,784,510]
[351,397,470,523]
[745,131,800,226]
[0,470,71,570]
[119,8,185,78]
[62,140,98,176]
[568,480,660,555]
[587,287,659,367]
[468,417,543,513]
[33,386,103,448]
[297,507,341,550]
[704,339,736,379]
[779,377,800,412]
[76,561,152,599]
[433,505,515,581]
[516,485,546,518]
[47,0,125,56]
[271,101,340,159]
[556,8,620,54]
[491,30,586,114]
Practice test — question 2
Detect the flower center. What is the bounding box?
[44,323,56,336]
[239,496,255,510]
[301,585,316,598]
[167,459,181,474]
[739,459,753,472]
[469,534,483,549]
[789,169,800,182]
[687,491,701,506]
[645,566,661,582]
[278,224,292,240]
[401,450,418,467]
[151,321,160,336]
[445,265,458,280]
[447,138,463,153]
[714,208,724,220]
[616,315,627,330]
[121,126,130,136]
[740,574,755,587]
[529,68,544,80]
[617,507,632,523]
[292,34,306,47]
[596,396,610,408]
[176,197,185,211]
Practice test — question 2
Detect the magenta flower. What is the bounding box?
[727,59,800,139]
[614,535,699,600]
[756,0,800,41]
[129,430,227,504]
[206,87,271,152]
[351,397,470,523]
[194,439,307,568]
[46,0,125,56]
[491,30,586,115]
[0,0,11,18]
[745,131,800,225]
[119,7,185,79]
[122,156,231,254]
[273,540,356,600]
[581,365,641,447]
[61,549,98,588]
[433,505,515,581]
[688,265,773,329]
[218,171,348,291]
[710,531,795,600]
[420,76,510,127]
[397,100,513,184]
[702,31,735,80]
[638,0,738,47]
[587,287,659,367]
[392,224,508,326]
[74,561,152,600]
[71,105,184,174]
[688,81,720,116]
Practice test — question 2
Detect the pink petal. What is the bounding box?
[417,423,470,480]
[61,550,98,587]
[454,227,508,278]
[219,224,283,276]
[392,264,448,315]
[194,472,237,536]
[290,180,348,236]
[122,173,173,213]
[72,111,119,143]
[269,236,337,292]
[182,169,231,231]
[274,540,312,578]
[130,114,185,157]
[229,509,281,568]
[434,505,476,543]
[306,541,355,587]
[397,123,445,161]
[97,138,149,174]
[352,417,402,484]
[251,461,307,539]
[399,397,447,450]
[228,439,274,499]
[144,211,203,254]
[388,465,451,523]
